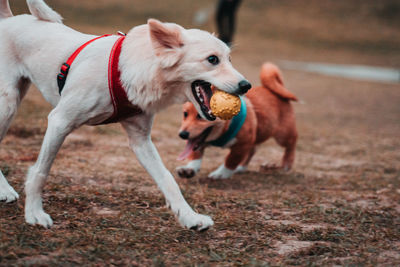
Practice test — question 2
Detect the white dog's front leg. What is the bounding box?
[133,142,213,230]
[122,117,213,231]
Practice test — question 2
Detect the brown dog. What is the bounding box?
[176,63,298,179]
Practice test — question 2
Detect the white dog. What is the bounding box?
[0,0,251,230]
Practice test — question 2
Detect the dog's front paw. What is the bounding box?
[234,165,247,174]
[179,212,214,231]
[25,208,53,228]
[208,165,234,179]
[0,185,19,203]
[176,166,197,179]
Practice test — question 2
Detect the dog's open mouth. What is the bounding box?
[191,80,216,121]
[177,126,213,160]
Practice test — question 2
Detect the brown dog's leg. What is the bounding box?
[176,149,204,178]
[261,131,297,172]
[234,147,256,173]
[240,147,256,167]
[209,145,253,179]
[281,140,296,171]
[225,146,254,170]
[277,132,297,171]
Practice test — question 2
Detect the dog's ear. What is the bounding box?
[148,19,184,68]
[148,19,183,49]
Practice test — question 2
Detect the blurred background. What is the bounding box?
[1,0,399,265]
[11,0,400,68]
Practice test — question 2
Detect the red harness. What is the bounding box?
[57,33,142,125]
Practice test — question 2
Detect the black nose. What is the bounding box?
[179,131,190,140]
[237,80,252,94]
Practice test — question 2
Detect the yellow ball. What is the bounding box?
[210,89,241,120]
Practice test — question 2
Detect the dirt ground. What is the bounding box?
[1,0,400,266]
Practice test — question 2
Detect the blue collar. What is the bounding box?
[209,96,247,147]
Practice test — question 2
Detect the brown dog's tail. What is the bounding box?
[260,63,298,101]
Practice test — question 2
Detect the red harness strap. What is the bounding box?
[57,34,142,125]
[57,34,111,93]
[99,35,142,124]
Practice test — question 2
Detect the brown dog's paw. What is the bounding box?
[176,167,196,179]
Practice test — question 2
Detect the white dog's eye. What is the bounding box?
[207,55,219,65]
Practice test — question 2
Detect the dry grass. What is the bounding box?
[1,0,400,266]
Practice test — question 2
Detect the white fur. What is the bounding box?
[0,0,247,230]
[27,0,62,23]
[222,137,237,148]
[176,159,202,178]
[208,164,234,179]
[234,165,247,173]
[178,160,245,179]
[0,172,19,202]
[122,117,212,230]
[178,159,202,173]
[0,0,12,19]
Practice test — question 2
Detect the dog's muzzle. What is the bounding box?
[235,80,252,95]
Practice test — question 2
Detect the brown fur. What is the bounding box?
[178,63,297,177]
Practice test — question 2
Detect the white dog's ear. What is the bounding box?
[148,19,184,68]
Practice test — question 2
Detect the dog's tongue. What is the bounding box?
[177,140,195,161]
[199,87,212,110]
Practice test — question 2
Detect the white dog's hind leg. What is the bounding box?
[24,108,76,227]
[0,78,30,202]
[0,172,19,202]
[122,116,214,231]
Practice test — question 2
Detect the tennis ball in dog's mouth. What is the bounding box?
[210,89,241,120]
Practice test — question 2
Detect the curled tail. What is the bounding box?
[260,63,298,101]
[27,0,62,23]
[0,0,62,23]
[0,0,13,19]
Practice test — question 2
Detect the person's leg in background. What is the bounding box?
[216,0,242,46]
